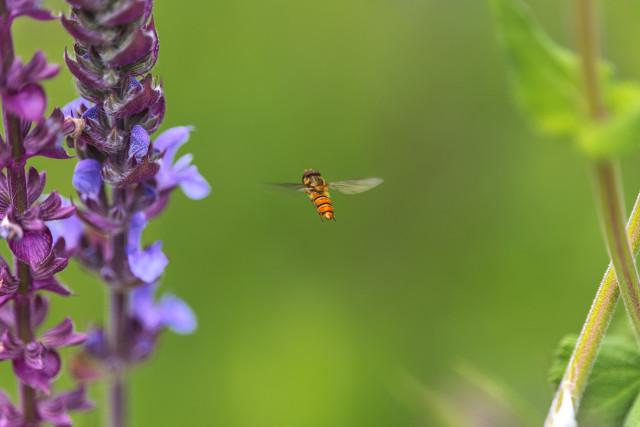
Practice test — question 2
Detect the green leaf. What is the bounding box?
[579,83,640,157]
[624,393,640,427]
[490,0,640,157]
[489,0,586,136]
[548,335,576,388]
[550,335,640,427]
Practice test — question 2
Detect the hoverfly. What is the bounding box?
[273,169,383,221]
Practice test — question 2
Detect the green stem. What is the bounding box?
[593,161,640,337]
[545,0,640,424]
[545,190,640,426]
[108,188,130,427]
[108,286,127,427]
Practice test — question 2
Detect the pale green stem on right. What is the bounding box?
[545,0,640,425]
[592,161,640,340]
[545,191,640,426]
[573,0,640,342]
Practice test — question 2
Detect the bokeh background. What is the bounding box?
[5,0,640,425]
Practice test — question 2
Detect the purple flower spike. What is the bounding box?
[61,0,207,417]
[128,125,150,161]
[154,126,211,200]
[1,0,87,420]
[72,159,103,198]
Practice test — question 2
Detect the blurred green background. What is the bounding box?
[6,0,640,425]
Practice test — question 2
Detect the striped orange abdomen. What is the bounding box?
[310,190,334,220]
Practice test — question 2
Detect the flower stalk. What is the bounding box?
[59,1,210,425]
[0,1,91,425]
[0,5,37,421]
[545,0,640,425]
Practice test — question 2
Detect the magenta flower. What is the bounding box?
[2,51,59,121]
[0,170,75,267]
[0,1,87,423]
[0,318,85,393]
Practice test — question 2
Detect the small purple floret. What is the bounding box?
[128,124,150,161]
[154,126,211,200]
[127,212,167,283]
[0,318,85,393]
[131,283,196,334]
[48,197,84,252]
[72,159,102,198]
[61,97,91,118]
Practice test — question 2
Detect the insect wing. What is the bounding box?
[269,183,307,192]
[329,177,383,195]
